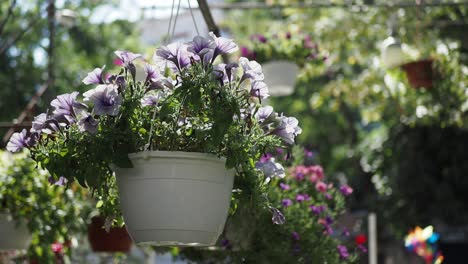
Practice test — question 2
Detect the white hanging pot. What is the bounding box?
[262,61,299,97]
[381,36,406,68]
[0,212,31,250]
[114,151,235,246]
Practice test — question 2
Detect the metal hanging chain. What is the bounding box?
[166,0,177,42]
[146,0,184,152]
[146,0,178,152]
[171,0,182,39]
[187,0,201,36]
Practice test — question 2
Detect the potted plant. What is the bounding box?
[397,44,435,89]
[240,31,324,96]
[88,215,132,252]
[401,59,434,89]
[0,211,30,250]
[0,150,91,262]
[6,33,302,246]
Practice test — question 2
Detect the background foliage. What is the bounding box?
[0,150,92,262]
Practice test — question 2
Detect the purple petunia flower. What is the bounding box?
[141,92,165,107]
[208,32,238,61]
[310,205,326,215]
[6,129,30,152]
[83,84,123,116]
[272,116,302,145]
[155,43,179,62]
[188,35,216,61]
[250,81,269,100]
[213,63,238,85]
[337,245,349,259]
[48,176,68,186]
[358,244,368,253]
[42,118,61,135]
[144,63,161,82]
[324,193,333,200]
[114,50,142,67]
[279,182,290,191]
[291,231,300,241]
[155,42,191,71]
[255,106,274,123]
[31,113,48,133]
[342,228,350,237]
[51,92,86,124]
[270,207,285,225]
[239,57,264,81]
[324,225,333,235]
[220,239,232,250]
[282,199,293,207]
[82,66,105,85]
[255,157,285,179]
[77,111,98,134]
[295,194,311,202]
[339,184,353,196]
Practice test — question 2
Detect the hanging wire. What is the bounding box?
[187,0,201,36]
[166,0,177,42]
[171,0,182,39]
[146,0,178,151]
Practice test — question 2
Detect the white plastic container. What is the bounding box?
[0,212,31,250]
[114,151,234,246]
[262,61,299,97]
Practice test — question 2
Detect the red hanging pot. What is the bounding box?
[87,216,132,252]
[401,59,434,89]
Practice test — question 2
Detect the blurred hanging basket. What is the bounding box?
[113,151,235,246]
[262,61,299,96]
[88,216,132,252]
[0,212,31,250]
[401,59,434,89]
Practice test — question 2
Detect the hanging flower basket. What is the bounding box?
[0,212,31,250]
[262,61,299,97]
[6,33,301,248]
[114,151,234,246]
[401,59,434,89]
[88,216,132,252]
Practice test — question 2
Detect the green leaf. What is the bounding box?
[113,142,133,168]
[225,155,237,169]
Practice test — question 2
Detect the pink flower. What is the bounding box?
[308,165,324,182]
[294,165,308,181]
[315,181,327,192]
[113,58,123,66]
[260,153,273,163]
[51,242,63,253]
[339,184,353,196]
[279,183,290,191]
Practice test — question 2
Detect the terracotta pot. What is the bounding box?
[401,59,434,89]
[87,216,132,252]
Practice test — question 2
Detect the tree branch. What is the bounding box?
[0,15,41,56]
[0,0,17,37]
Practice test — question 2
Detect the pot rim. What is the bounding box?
[128,150,226,163]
